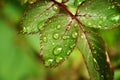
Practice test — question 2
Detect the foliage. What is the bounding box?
[0,0,120,80]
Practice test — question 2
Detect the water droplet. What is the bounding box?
[74,23,77,27]
[56,25,61,29]
[72,32,78,38]
[45,13,49,16]
[81,35,84,39]
[56,56,63,63]
[23,27,27,33]
[42,36,47,43]
[93,58,100,71]
[111,15,120,22]
[85,14,91,18]
[53,5,58,12]
[45,59,54,67]
[62,35,70,40]
[67,50,71,55]
[37,21,44,30]
[53,46,62,55]
[93,50,97,54]
[100,75,104,80]
[53,33,59,39]
[70,44,75,48]
[52,43,55,45]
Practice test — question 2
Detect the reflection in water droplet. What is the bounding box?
[62,35,70,40]
[93,58,100,71]
[45,59,54,67]
[53,33,59,39]
[56,56,63,63]
[42,36,47,43]
[53,47,62,55]
[52,42,55,45]
[72,32,78,38]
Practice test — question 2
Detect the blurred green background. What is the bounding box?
[0,0,120,80]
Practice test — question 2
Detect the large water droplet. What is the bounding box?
[53,46,62,55]
[53,33,59,39]
[93,58,100,71]
[56,56,63,63]
[42,36,47,43]
[72,32,78,38]
[45,59,54,67]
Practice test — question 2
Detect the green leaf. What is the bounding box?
[77,30,113,80]
[74,0,84,6]
[78,0,120,29]
[21,0,59,34]
[40,14,78,67]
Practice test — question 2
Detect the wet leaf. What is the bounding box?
[78,0,120,29]
[40,15,78,67]
[77,30,113,80]
[21,0,59,34]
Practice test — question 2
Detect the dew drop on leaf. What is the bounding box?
[53,5,58,12]
[53,46,62,55]
[72,32,78,38]
[45,59,54,67]
[53,33,59,39]
[93,58,100,71]
[56,56,63,63]
[56,25,61,29]
[67,50,71,55]
[23,27,27,33]
[70,44,75,48]
[62,35,70,40]
[42,36,47,43]
[111,15,120,22]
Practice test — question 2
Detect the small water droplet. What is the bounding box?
[72,32,78,38]
[56,25,61,29]
[45,13,49,16]
[62,35,70,40]
[67,50,71,55]
[37,21,44,30]
[85,14,91,18]
[52,42,55,45]
[81,35,84,39]
[42,36,47,43]
[53,5,58,12]
[74,23,77,27]
[100,75,104,80]
[93,50,97,54]
[111,15,120,22]
[53,33,59,39]
[70,44,75,48]
[93,58,100,71]
[53,46,62,55]
[23,27,27,33]
[45,59,54,67]
[56,56,63,63]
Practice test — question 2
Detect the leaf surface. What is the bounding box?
[78,0,120,29]
[40,15,78,67]
[77,30,113,80]
[21,0,59,34]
